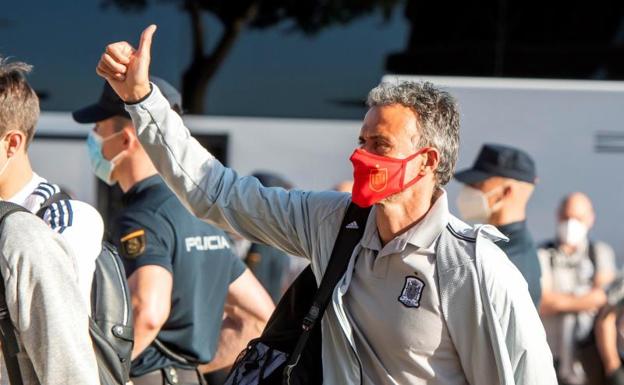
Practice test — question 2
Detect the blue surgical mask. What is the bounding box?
[86,131,122,186]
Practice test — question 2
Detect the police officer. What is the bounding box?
[455,143,542,307]
[72,78,274,385]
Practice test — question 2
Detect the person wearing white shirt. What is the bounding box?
[7,173,103,306]
[0,56,100,384]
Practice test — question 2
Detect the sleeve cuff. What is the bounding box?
[123,257,173,277]
[231,258,247,283]
[125,83,153,105]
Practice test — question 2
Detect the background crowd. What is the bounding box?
[2,2,624,385]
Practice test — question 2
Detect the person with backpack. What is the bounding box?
[539,192,617,384]
[0,56,105,311]
[73,77,275,385]
[95,25,558,385]
[0,58,100,385]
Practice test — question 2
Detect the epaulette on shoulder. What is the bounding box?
[446,217,477,243]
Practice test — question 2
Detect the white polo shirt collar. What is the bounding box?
[359,189,450,258]
[8,172,44,207]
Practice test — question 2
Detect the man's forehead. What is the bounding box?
[361,104,419,136]
[560,205,592,223]
[562,203,589,216]
[561,194,593,215]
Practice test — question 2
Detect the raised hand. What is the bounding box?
[96,25,157,103]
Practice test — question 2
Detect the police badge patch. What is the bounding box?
[398,276,425,308]
[120,229,146,259]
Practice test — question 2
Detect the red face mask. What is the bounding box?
[349,148,425,208]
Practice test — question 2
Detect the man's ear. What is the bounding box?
[492,185,509,207]
[3,131,26,157]
[420,147,439,175]
[588,212,596,230]
[502,183,513,198]
[121,126,138,149]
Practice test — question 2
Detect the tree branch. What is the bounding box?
[185,0,205,60]
[200,3,257,79]
[181,2,258,113]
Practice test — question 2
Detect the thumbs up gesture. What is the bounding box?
[96,25,156,102]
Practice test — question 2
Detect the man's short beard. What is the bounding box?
[377,190,405,206]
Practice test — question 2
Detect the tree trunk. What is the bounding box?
[182,3,253,114]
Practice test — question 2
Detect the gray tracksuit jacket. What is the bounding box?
[0,211,100,385]
[126,84,557,385]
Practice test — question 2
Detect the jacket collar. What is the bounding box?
[360,189,450,257]
[8,172,45,206]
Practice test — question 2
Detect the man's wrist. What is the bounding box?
[125,83,153,105]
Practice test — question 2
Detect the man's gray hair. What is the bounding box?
[0,56,39,147]
[367,81,460,186]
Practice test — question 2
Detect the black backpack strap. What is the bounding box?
[588,240,600,284]
[283,202,370,382]
[588,241,597,269]
[539,240,558,269]
[0,201,30,385]
[35,191,72,219]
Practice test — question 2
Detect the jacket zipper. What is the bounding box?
[348,340,364,385]
[335,250,364,385]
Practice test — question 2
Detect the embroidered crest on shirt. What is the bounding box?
[398,276,425,308]
[120,229,146,259]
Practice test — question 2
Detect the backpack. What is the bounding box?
[542,240,598,276]
[0,197,134,385]
[224,203,370,385]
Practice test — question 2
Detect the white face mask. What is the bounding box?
[456,185,502,224]
[557,219,588,246]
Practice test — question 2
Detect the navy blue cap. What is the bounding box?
[72,76,182,123]
[454,144,537,184]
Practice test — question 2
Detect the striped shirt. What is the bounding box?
[8,173,103,308]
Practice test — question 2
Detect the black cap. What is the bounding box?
[454,143,537,184]
[72,77,182,123]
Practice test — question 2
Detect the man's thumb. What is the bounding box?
[137,24,157,57]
